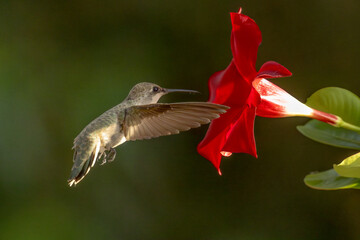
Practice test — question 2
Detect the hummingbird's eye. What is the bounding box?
[153,87,159,92]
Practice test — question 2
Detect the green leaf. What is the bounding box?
[306,87,360,125]
[297,120,360,150]
[299,88,360,190]
[334,152,360,178]
[297,87,360,148]
[304,169,360,190]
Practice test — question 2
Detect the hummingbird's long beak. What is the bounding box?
[164,88,200,94]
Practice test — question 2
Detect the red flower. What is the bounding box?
[253,78,338,125]
[197,8,338,174]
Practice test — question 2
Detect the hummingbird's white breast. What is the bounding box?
[99,123,126,150]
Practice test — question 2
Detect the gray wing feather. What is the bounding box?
[123,102,229,141]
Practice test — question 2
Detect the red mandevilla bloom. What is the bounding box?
[197,8,338,174]
[253,78,338,125]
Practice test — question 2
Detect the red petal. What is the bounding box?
[222,104,258,158]
[198,103,259,172]
[208,60,252,107]
[256,61,292,79]
[230,11,262,83]
[197,108,241,171]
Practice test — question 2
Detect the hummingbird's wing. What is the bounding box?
[123,102,229,141]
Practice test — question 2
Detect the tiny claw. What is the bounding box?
[107,148,117,163]
[218,169,222,176]
[100,152,107,165]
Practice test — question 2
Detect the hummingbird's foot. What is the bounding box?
[99,148,116,165]
[107,148,116,163]
[99,152,107,165]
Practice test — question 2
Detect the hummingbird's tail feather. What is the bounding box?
[68,138,101,187]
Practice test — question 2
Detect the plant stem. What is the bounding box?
[338,120,360,133]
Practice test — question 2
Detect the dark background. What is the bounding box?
[1,1,359,239]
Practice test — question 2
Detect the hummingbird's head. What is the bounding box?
[126,82,199,105]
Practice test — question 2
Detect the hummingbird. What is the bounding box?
[68,82,229,186]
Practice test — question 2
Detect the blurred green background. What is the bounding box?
[1,0,359,239]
